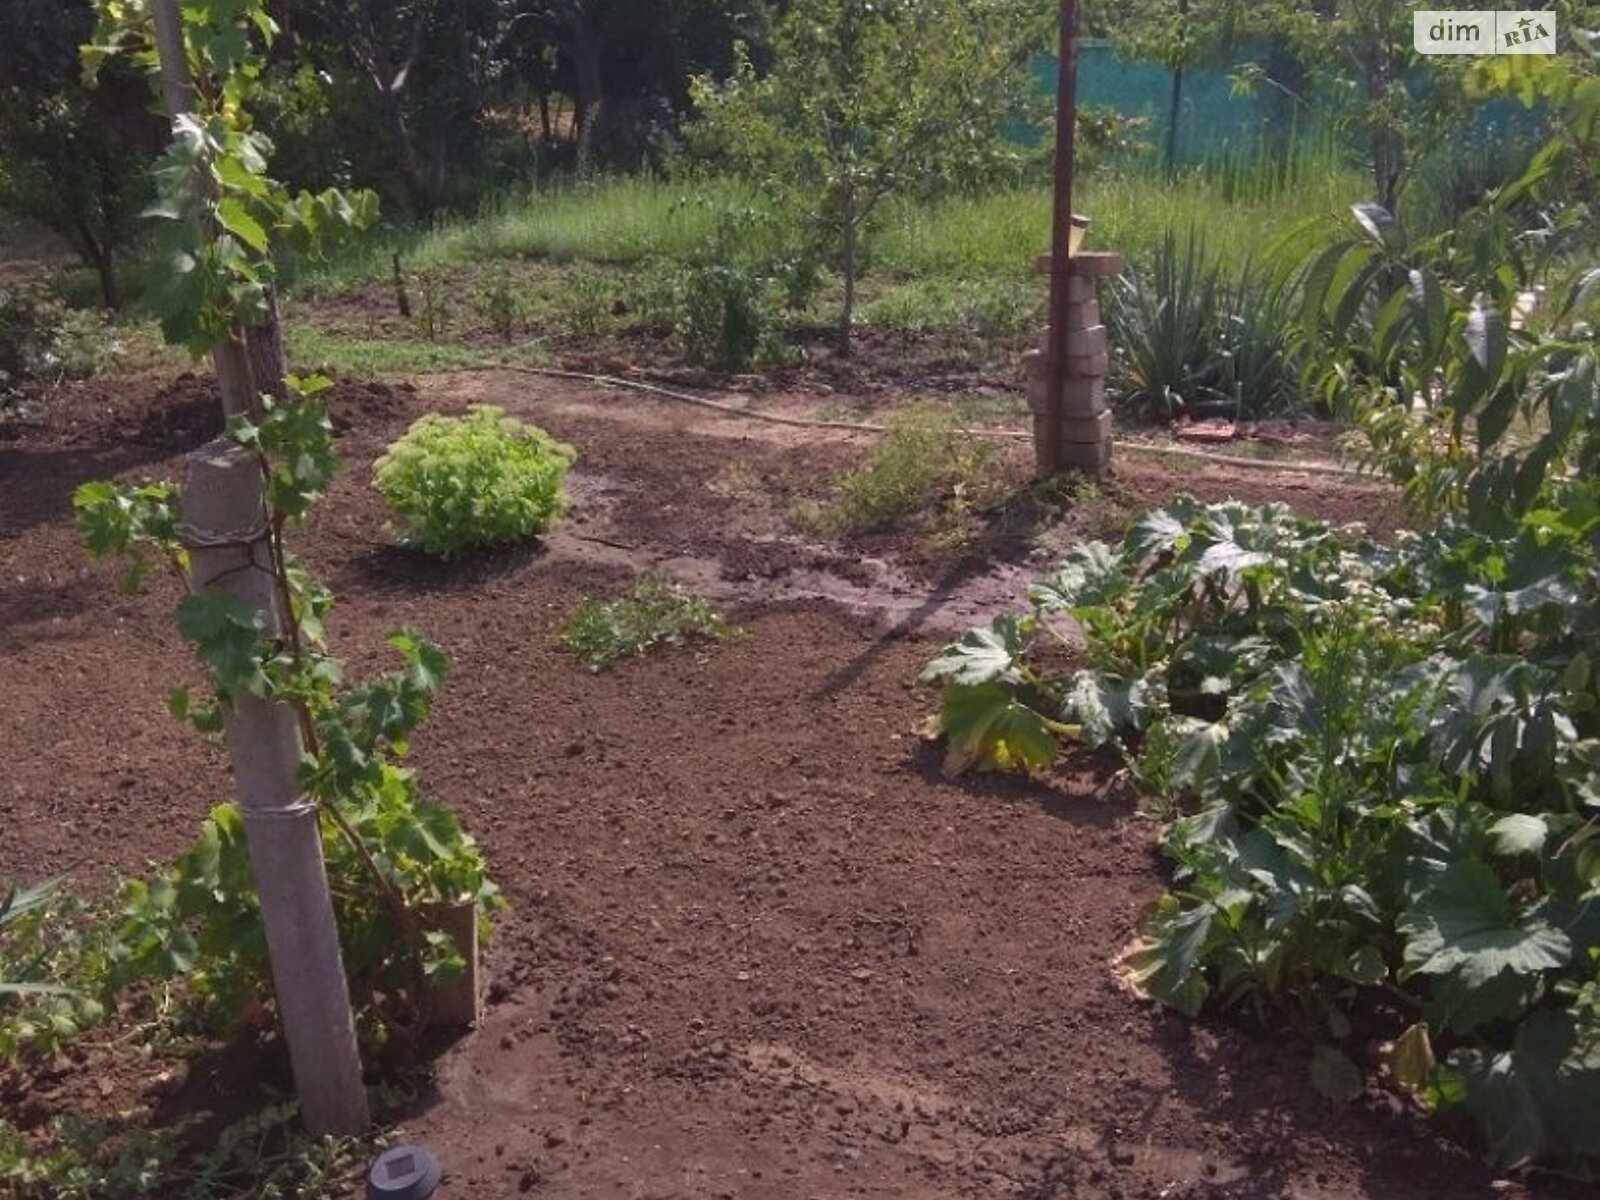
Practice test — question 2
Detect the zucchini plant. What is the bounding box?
[923,95,1600,1167]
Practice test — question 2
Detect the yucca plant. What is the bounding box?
[1106,229,1227,420]
[1218,261,1304,419]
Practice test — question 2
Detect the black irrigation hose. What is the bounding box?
[408,364,1375,480]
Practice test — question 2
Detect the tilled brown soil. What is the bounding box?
[0,371,1571,1200]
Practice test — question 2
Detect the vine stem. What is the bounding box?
[257,499,433,1006]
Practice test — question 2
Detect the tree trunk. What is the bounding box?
[96,251,121,311]
[1366,63,1398,214]
[839,188,857,358]
[78,225,121,311]
[1362,3,1401,215]
[1165,64,1185,175]
[424,118,450,217]
[568,15,603,137]
[375,83,434,221]
[1165,0,1188,176]
[245,288,288,401]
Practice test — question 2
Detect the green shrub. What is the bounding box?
[470,267,524,342]
[561,267,620,338]
[923,490,1599,1170]
[672,258,786,369]
[412,271,451,341]
[818,405,995,537]
[560,575,742,671]
[373,405,576,558]
[666,205,807,370]
[0,285,117,401]
[0,878,114,1062]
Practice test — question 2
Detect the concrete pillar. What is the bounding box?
[180,441,371,1136]
[1027,251,1123,477]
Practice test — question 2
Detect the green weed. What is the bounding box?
[816,405,996,537]
[471,267,525,342]
[560,576,742,671]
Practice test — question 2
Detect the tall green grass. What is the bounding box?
[871,169,1366,281]
[307,177,772,287]
[307,167,1368,295]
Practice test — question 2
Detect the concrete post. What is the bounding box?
[1026,250,1123,478]
[179,442,370,1136]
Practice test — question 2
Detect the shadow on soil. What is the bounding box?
[342,539,554,595]
[0,574,102,653]
[0,382,221,540]
[904,739,1135,831]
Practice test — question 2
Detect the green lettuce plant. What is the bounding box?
[373,405,576,559]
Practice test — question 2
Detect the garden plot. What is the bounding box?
[3,367,1578,1200]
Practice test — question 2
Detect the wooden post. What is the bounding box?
[1042,0,1082,476]
[150,0,369,1136]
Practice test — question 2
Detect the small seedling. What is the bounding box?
[413,272,451,341]
[472,268,524,342]
[560,576,742,671]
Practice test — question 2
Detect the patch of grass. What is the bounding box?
[284,327,546,374]
[305,167,1365,302]
[560,576,743,672]
[309,178,771,287]
[949,389,1029,427]
[815,404,996,537]
[869,169,1365,281]
[860,276,1040,339]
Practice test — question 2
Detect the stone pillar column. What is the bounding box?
[1024,250,1123,478]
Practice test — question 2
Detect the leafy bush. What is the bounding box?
[560,575,742,671]
[561,267,622,338]
[0,286,118,401]
[0,878,115,1061]
[927,86,1600,1172]
[412,271,451,341]
[667,205,810,370]
[817,404,995,537]
[672,258,786,369]
[373,405,576,558]
[923,489,1599,1170]
[470,267,524,342]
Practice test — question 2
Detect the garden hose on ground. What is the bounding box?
[412,364,1373,481]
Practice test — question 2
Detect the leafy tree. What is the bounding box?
[1097,0,1250,172]
[688,0,1048,354]
[287,0,764,213]
[0,0,159,308]
[293,0,504,219]
[502,0,768,172]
